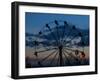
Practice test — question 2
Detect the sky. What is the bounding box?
[25,12,89,34]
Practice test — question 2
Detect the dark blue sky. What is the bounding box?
[25,12,89,33]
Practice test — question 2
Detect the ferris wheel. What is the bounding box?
[28,20,86,67]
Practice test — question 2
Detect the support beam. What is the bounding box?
[59,45,63,66]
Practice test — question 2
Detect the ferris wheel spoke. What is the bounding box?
[62,25,81,45]
[40,50,57,62]
[37,47,58,53]
[64,31,79,43]
[62,32,71,44]
[39,44,54,51]
[64,38,82,47]
[40,45,56,50]
[56,26,60,44]
[61,26,66,42]
[64,48,80,62]
[40,45,49,51]
[62,26,74,44]
[63,47,82,53]
[63,32,82,46]
[62,50,70,65]
[38,30,55,45]
[54,20,60,43]
[63,48,76,60]
[38,31,52,44]
[41,34,50,40]
[61,21,68,42]
[56,53,60,66]
[49,51,58,66]
[46,24,59,46]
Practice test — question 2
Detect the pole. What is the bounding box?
[59,45,63,66]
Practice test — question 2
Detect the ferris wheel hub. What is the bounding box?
[58,45,63,50]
